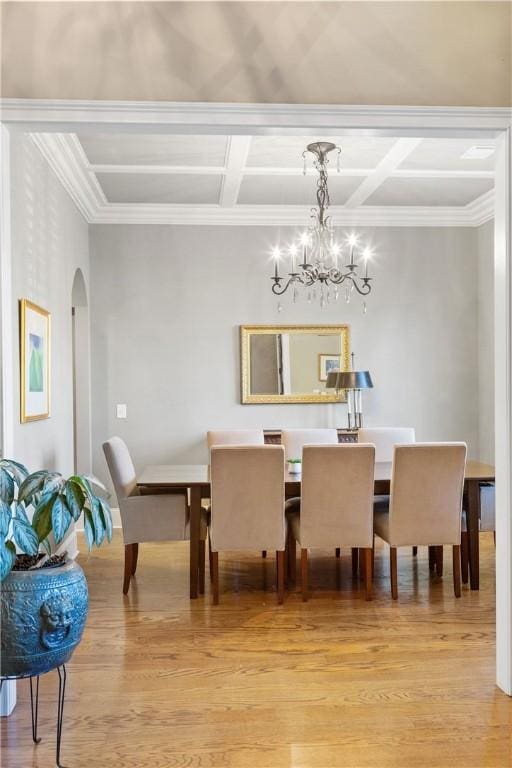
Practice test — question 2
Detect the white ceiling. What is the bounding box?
[31,131,496,227]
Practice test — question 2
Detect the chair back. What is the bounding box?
[299,444,375,549]
[389,443,466,546]
[210,445,285,552]
[479,483,495,531]
[102,436,140,500]
[282,428,338,462]
[207,430,264,450]
[358,427,415,462]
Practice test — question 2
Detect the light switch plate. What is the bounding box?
[116,404,127,419]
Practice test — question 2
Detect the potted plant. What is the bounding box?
[287,458,302,474]
[0,458,112,678]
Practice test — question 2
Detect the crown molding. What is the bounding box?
[3,99,511,134]
[29,133,105,221]
[466,189,495,227]
[89,201,493,228]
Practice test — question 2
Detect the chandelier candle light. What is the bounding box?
[270,141,375,310]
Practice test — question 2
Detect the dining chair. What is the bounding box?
[282,428,347,561]
[373,443,466,599]
[103,436,207,595]
[359,427,416,555]
[358,427,416,462]
[461,482,495,584]
[287,444,375,601]
[207,429,265,449]
[206,429,266,558]
[281,428,338,462]
[208,445,286,605]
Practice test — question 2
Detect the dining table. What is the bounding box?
[137,460,495,598]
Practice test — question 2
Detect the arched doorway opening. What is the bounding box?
[71,268,91,475]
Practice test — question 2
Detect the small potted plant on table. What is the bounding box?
[287,458,302,474]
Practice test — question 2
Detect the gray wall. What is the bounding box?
[90,224,483,493]
[10,133,90,476]
[478,220,495,464]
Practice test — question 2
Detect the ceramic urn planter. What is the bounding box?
[0,559,88,678]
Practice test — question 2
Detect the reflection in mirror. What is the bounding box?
[241,325,349,404]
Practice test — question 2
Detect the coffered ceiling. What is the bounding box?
[31,132,495,227]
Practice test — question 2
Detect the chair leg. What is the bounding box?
[435,546,444,578]
[211,551,219,605]
[130,543,139,575]
[262,550,267,558]
[198,539,206,595]
[276,550,285,605]
[461,531,469,585]
[359,548,366,580]
[453,544,461,598]
[208,532,213,583]
[390,547,398,600]
[371,535,375,579]
[364,548,373,601]
[335,547,341,558]
[351,548,359,579]
[428,545,436,573]
[301,549,308,602]
[287,530,296,586]
[123,545,134,595]
[412,546,418,557]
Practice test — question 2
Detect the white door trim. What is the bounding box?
[1,99,511,696]
[0,124,16,715]
[495,126,512,695]
[1,99,511,133]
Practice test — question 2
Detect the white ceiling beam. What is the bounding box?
[344,138,423,208]
[391,168,494,179]
[85,163,494,180]
[219,136,252,207]
[89,163,226,175]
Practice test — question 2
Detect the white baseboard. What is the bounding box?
[75,507,121,531]
[0,681,16,717]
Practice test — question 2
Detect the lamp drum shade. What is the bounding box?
[326,371,373,390]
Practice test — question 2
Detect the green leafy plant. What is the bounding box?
[0,459,112,581]
[287,458,302,464]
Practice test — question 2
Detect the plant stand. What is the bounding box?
[0,664,68,768]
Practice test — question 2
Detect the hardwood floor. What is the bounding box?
[2,533,511,768]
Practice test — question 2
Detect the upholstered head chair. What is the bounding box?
[288,444,375,600]
[374,442,466,599]
[209,445,286,604]
[103,437,206,595]
[358,427,415,462]
[207,430,265,450]
[281,428,338,462]
[103,435,140,501]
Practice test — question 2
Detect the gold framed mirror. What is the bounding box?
[240,324,350,404]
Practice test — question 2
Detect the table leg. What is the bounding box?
[466,479,481,590]
[189,486,201,599]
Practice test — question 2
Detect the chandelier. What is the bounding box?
[270,141,374,310]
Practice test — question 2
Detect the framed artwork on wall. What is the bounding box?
[318,353,341,382]
[20,299,51,423]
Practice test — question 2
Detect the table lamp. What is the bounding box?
[326,355,373,430]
